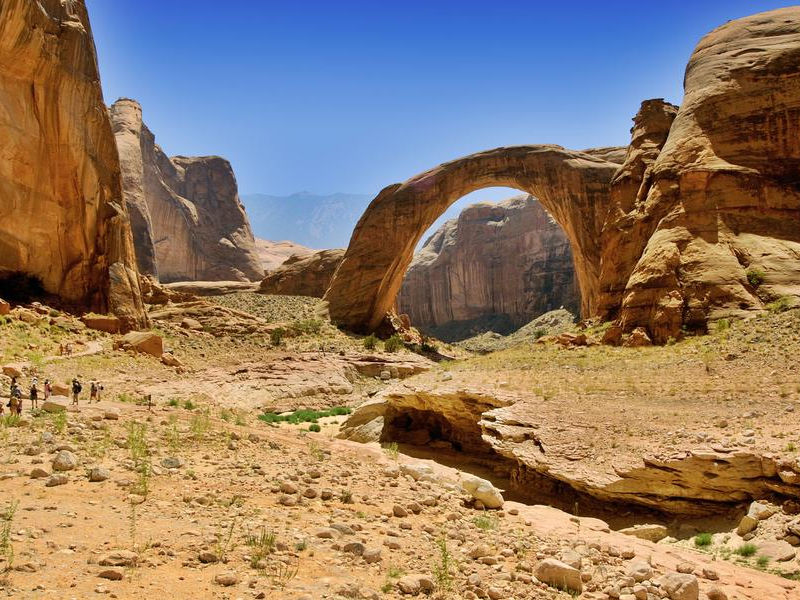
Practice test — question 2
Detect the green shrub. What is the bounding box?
[258,406,351,425]
[694,532,713,547]
[714,319,730,333]
[362,334,378,350]
[384,334,403,353]
[270,327,285,346]
[167,398,179,407]
[746,268,765,287]
[767,296,793,313]
[735,543,757,557]
[291,319,323,335]
[308,423,321,433]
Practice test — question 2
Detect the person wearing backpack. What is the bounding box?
[29,378,39,411]
[71,377,82,407]
[10,382,22,415]
[44,379,52,402]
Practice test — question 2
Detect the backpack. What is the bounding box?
[73,382,82,394]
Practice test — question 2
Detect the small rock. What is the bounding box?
[214,571,239,586]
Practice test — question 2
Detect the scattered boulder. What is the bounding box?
[81,314,121,334]
[2,364,23,379]
[98,568,124,581]
[624,327,652,348]
[99,550,138,567]
[45,474,68,487]
[88,467,110,482]
[42,399,68,413]
[0,298,9,315]
[396,574,434,595]
[657,572,699,600]
[52,450,78,472]
[618,523,668,542]
[460,474,504,509]
[214,572,239,587]
[534,558,583,594]
[115,331,163,358]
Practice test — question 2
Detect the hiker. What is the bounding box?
[30,379,39,411]
[10,383,22,415]
[90,380,98,403]
[71,377,82,407]
[44,379,52,402]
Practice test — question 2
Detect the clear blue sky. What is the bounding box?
[88,1,793,198]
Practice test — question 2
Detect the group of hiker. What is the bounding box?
[2,376,104,415]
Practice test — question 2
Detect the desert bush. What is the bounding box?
[362,334,378,350]
[270,327,286,346]
[384,334,403,353]
[694,532,712,547]
[746,267,765,287]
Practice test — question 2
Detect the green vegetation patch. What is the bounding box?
[259,406,351,425]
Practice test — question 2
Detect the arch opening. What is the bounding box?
[325,145,624,334]
[396,186,581,342]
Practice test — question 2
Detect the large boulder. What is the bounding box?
[109,99,264,283]
[115,331,163,358]
[460,474,504,509]
[0,0,146,330]
[534,558,583,594]
[0,299,9,315]
[81,314,122,334]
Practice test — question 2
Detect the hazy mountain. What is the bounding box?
[241,192,372,249]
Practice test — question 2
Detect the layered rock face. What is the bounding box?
[397,195,578,337]
[328,7,800,341]
[260,249,345,298]
[110,99,263,283]
[0,0,146,329]
[600,7,800,342]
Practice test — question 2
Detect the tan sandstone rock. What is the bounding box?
[260,249,345,298]
[109,98,263,283]
[0,0,146,331]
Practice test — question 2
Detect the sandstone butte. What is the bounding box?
[110,98,264,284]
[0,0,146,331]
[325,6,800,343]
[397,194,578,338]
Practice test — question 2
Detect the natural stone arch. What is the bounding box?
[325,145,624,333]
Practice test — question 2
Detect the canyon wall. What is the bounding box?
[599,7,800,342]
[110,99,264,283]
[0,0,146,329]
[397,195,578,338]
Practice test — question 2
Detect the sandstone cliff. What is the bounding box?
[598,7,800,342]
[397,195,578,339]
[110,99,264,283]
[259,249,345,298]
[0,0,146,330]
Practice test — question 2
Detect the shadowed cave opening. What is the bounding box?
[0,271,48,304]
[379,405,746,538]
[397,187,581,343]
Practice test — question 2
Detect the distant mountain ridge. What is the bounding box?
[241,192,372,249]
